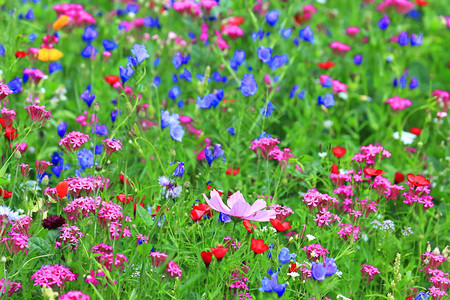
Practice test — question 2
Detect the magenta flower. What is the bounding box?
[102,138,123,155]
[59,291,91,300]
[24,104,52,127]
[361,264,380,281]
[385,96,412,110]
[149,251,169,268]
[166,260,183,279]
[31,264,78,288]
[203,190,276,222]
[35,160,53,177]
[329,41,351,55]
[0,108,16,127]
[58,131,91,153]
[0,83,13,102]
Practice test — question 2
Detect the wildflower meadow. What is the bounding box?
[0,0,449,299]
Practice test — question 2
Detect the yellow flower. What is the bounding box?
[38,48,63,62]
[53,15,70,30]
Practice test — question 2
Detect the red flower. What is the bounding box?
[206,186,224,196]
[0,189,12,198]
[119,174,134,186]
[4,127,18,140]
[410,127,422,136]
[15,51,30,58]
[270,219,292,232]
[394,172,405,184]
[226,167,240,176]
[407,174,430,187]
[288,263,299,273]
[318,61,335,70]
[200,251,213,268]
[190,203,212,222]
[211,246,227,262]
[117,193,133,204]
[134,202,144,212]
[151,205,169,217]
[414,0,428,5]
[243,220,257,233]
[250,238,269,254]
[56,181,69,199]
[332,146,346,158]
[227,16,244,25]
[0,117,5,128]
[331,163,339,174]
[104,75,121,86]
[363,168,385,177]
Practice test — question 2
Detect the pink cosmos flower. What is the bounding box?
[329,41,351,55]
[102,138,123,155]
[0,83,13,102]
[203,190,276,222]
[385,96,412,110]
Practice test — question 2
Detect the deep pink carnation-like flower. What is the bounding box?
[31,264,78,288]
[102,138,123,155]
[361,264,380,281]
[0,278,22,296]
[24,104,52,127]
[0,83,13,102]
[385,96,412,110]
[59,131,91,153]
[166,260,183,279]
[59,290,91,300]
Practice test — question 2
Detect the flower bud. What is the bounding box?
[93,102,100,113]
[41,175,49,186]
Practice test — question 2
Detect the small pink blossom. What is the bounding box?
[385,96,412,110]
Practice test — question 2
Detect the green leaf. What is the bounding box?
[419,128,430,144]
[136,204,154,227]
[45,229,61,243]
[28,237,52,255]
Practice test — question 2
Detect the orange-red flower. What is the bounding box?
[407,174,430,187]
[243,220,257,233]
[200,251,213,268]
[250,238,269,254]
[211,246,227,262]
[363,168,385,177]
[332,146,346,158]
[318,61,335,70]
[56,181,69,199]
[270,218,292,232]
[53,15,70,30]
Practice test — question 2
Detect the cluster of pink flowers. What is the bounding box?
[329,41,351,55]
[371,176,405,201]
[222,24,244,39]
[64,176,110,197]
[229,265,251,299]
[172,0,202,17]
[0,82,13,102]
[98,253,129,271]
[314,208,341,227]
[59,291,91,300]
[0,278,22,296]
[330,169,353,187]
[402,182,434,212]
[166,260,183,279]
[75,111,98,126]
[302,243,329,262]
[333,184,355,199]
[55,225,84,250]
[1,215,33,255]
[420,250,449,299]
[109,221,132,239]
[59,131,91,153]
[422,252,448,270]
[36,160,52,176]
[97,201,126,227]
[361,264,380,281]
[377,0,415,14]
[1,107,17,127]
[31,264,78,288]
[148,251,182,279]
[224,236,241,252]
[24,104,52,127]
[149,251,169,267]
[337,223,361,242]
[270,204,294,221]
[249,137,280,160]
[23,68,46,85]
[302,189,339,211]
[85,268,107,287]
[385,96,412,110]
[351,144,392,165]
[63,196,101,220]
[102,138,123,155]
[53,3,96,26]
[432,89,449,111]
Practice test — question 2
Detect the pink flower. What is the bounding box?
[149,251,168,267]
[222,24,244,39]
[361,264,380,281]
[0,83,13,102]
[59,290,91,300]
[0,278,22,296]
[377,0,415,14]
[346,26,360,37]
[35,160,53,176]
[31,264,78,288]
[166,260,182,279]
[58,131,91,153]
[385,96,412,110]
[0,108,17,127]
[332,80,348,93]
[329,41,351,55]
[23,68,46,85]
[203,190,276,222]
[55,225,84,250]
[102,138,123,155]
[19,163,30,178]
[24,104,52,126]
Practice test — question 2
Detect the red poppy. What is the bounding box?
[117,193,133,204]
[270,219,292,232]
[363,168,385,177]
[250,238,270,254]
[15,51,30,58]
[0,189,12,198]
[200,251,213,268]
[206,186,224,196]
[190,203,212,222]
[211,246,227,262]
[410,127,422,136]
[318,61,335,70]
[223,99,236,104]
[332,146,346,158]
[151,205,169,217]
[104,75,121,86]
[226,167,240,176]
[394,172,405,184]
[0,117,5,128]
[4,127,18,140]
[119,174,134,186]
[56,181,69,199]
[405,297,412,300]
[331,163,339,174]
[407,174,430,187]
[243,220,257,233]
[414,0,428,5]
[227,16,244,25]
[134,202,144,212]
[288,263,299,273]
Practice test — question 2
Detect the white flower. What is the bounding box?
[260,226,268,232]
[393,131,416,145]
[338,92,348,100]
[287,272,300,278]
[335,271,343,278]
[323,119,334,129]
[318,152,327,158]
[337,294,351,300]
[306,234,316,241]
[0,206,21,221]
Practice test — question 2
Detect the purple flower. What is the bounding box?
[378,15,390,30]
[265,10,280,26]
[259,273,287,297]
[204,144,226,166]
[318,93,335,108]
[57,122,67,137]
[278,247,297,264]
[240,74,257,97]
[398,32,409,46]
[410,33,423,46]
[311,258,338,281]
[82,26,98,42]
[80,89,96,107]
[103,39,118,51]
[131,44,150,63]
[299,26,314,43]
[257,46,272,63]
[119,64,134,82]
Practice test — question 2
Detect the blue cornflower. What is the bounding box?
[259,273,287,297]
[278,247,297,265]
[322,77,333,88]
[7,77,22,94]
[227,127,235,136]
[196,90,223,109]
[290,85,299,98]
[260,101,274,117]
[398,32,409,46]
[280,28,292,39]
[25,9,34,20]
[131,44,150,63]
[393,78,398,87]
[257,46,272,63]
[240,74,258,97]
[81,44,98,58]
[410,33,423,46]
[153,76,161,87]
[93,124,108,136]
[77,149,94,170]
[170,124,184,142]
[173,52,183,69]
[179,68,192,81]
[0,45,5,56]
[126,3,139,13]
[219,212,232,223]
[234,50,246,65]
[80,88,96,107]
[57,122,67,137]
[49,62,63,74]
[51,151,63,166]
[173,162,185,177]
[265,10,280,26]
[28,33,37,42]
[111,109,120,122]
[298,90,306,99]
[378,15,390,30]
[318,93,335,108]
[354,54,362,65]
[103,39,118,51]
[409,77,419,89]
[311,258,338,281]
[415,291,429,300]
[299,26,314,43]
[172,74,178,83]
[82,26,98,42]
[204,144,226,166]
[154,57,160,67]
[161,111,179,129]
[177,100,184,108]
[400,75,407,88]
[119,64,134,82]
[269,54,288,70]
[168,86,181,100]
[95,145,103,155]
